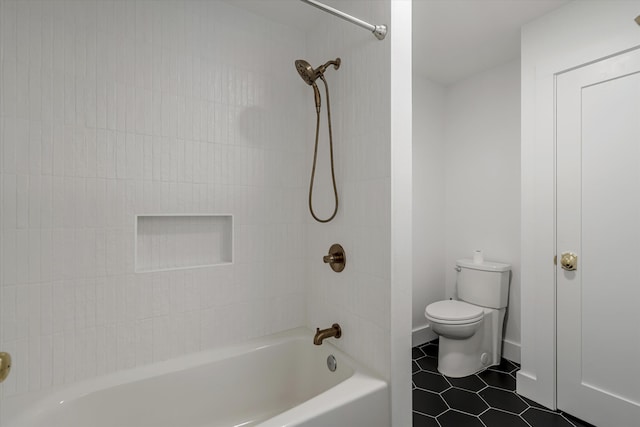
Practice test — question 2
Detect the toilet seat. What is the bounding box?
[425,300,484,325]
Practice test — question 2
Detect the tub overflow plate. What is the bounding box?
[327,355,337,372]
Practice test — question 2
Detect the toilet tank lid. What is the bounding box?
[456,259,511,272]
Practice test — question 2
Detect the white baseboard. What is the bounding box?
[516,370,556,410]
[412,324,437,347]
[502,338,521,364]
[516,370,537,401]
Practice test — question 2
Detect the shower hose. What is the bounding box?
[309,75,339,223]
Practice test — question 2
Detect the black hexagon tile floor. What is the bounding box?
[412,340,596,427]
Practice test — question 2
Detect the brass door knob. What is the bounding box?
[323,244,346,272]
[560,252,578,271]
[0,352,11,383]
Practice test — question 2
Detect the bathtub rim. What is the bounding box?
[5,327,387,426]
[256,368,388,427]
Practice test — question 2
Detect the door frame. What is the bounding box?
[519,1,640,411]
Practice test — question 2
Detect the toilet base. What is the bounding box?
[435,307,506,377]
[437,331,488,378]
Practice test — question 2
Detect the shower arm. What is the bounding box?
[299,0,387,41]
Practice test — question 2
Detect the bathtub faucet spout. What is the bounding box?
[313,324,342,345]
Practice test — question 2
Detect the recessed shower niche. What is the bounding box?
[135,215,233,273]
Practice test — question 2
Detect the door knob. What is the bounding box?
[560,252,578,271]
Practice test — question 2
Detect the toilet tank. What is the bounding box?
[456,259,511,309]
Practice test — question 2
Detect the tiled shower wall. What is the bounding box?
[304,0,392,379]
[0,0,308,411]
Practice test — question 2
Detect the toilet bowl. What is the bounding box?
[425,259,511,378]
[426,300,483,339]
[425,300,505,377]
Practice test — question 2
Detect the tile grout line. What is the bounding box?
[412,344,591,427]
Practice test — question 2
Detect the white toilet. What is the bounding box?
[425,259,511,377]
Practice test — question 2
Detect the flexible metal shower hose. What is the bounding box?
[308,75,338,223]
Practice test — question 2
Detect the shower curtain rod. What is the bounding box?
[299,0,387,40]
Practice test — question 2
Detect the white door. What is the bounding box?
[556,47,640,427]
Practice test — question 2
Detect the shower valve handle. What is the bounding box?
[323,254,343,263]
[323,244,346,273]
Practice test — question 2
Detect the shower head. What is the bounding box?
[295,58,341,85]
[295,59,317,86]
[295,58,341,113]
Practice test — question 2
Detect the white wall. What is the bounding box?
[389,1,413,424]
[411,61,521,359]
[444,59,521,360]
[519,0,640,409]
[304,0,392,379]
[412,75,445,345]
[0,0,309,419]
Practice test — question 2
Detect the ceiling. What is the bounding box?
[228,0,570,85]
[413,0,570,84]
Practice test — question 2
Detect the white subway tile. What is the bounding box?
[63,281,76,333]
[15,174,29,229]
[16,62,30,120]
[50,121,63,176]
[85,128,97,178]
[63,73,75,126]
[1,0,319,400]
[74,75,88,128]
[135,319,153,366]
[151,315,170,362]
[106,81,116,131]
[94,229,106,278]
[41,72,54,134]
[74,25,86,79]
[40,334,53,389]
[2,174,17,230]
[62,177,76,228]
[28,333,41,391]
[84,280,96,330]
[125,85,135,133]
[115,82,126,131]
[27,229,41,284]
[86,79,97,130]
[52,332,64,386]
[137,274,152,320]
[15,229,29,285]
[50,281,64,335]
[96,78,107,130]
[40,282,53,337]
[117,321,136,370]
[93,325,106,377]
[14,118,29,175]
[63,330,76,384]
[38,230,52,284]
[84,327,98,380]
[28,175,41,229]
[1,60,17,122]
[104,324,117,374]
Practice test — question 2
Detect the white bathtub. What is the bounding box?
[7,328,389,427]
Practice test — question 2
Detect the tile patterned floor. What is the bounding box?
[412,340,596,427]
